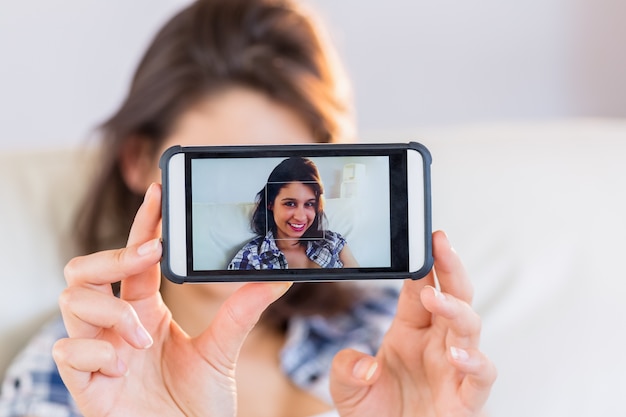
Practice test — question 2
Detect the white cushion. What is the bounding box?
[0,147,93,374]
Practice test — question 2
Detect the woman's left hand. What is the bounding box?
[330,230,497,417]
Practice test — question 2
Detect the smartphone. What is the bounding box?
[160,142,432,283]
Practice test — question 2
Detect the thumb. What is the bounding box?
[330,349,380,410]
[194,282,292,370]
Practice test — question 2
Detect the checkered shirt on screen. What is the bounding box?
[228,230,347,270]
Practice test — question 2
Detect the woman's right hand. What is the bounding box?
[52,183,291,417]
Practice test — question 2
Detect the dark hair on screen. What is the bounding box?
[73,0,356,330]
[251,157,328,242]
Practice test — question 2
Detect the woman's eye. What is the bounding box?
[305,202,316,208]
[284,201,296,207]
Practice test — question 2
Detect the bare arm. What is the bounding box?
[339,244,359,268]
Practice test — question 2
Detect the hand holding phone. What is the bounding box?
[160,142,432,283]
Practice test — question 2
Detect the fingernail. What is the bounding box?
[429,285,446,301]
[450,346,469,362]
[136,326,153,349]
[137,238,161,257]
[271,282,293,297]
[353,357,378,381]
[438,231,456,252]
[144,183,155,202]
[117,358,129,376]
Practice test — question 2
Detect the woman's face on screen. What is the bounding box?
[269,182,317,240]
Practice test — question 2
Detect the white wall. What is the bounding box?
[313,0,626,130]
[1,0,624,150]
[0,0,189,150]
[190,155,389,202]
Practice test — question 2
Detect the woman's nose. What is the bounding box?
[293,205,306,220]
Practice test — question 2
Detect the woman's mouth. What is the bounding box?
[288,222,306,232]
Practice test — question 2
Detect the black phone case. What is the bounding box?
[160,142,433,283]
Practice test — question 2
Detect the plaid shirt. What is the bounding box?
[0,318,81,417]
[0,285,399,416]
[228,230,347,270]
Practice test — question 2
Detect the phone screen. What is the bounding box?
[189,155,395,274]
[161,143,431,282]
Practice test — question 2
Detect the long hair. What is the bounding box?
[251,157,327,242]
[73,0,356,329]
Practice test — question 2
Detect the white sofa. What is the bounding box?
[1,119,625,416]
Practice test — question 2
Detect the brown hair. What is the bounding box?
[75,0,357,329]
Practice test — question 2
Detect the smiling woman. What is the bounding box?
[228,157,359,270]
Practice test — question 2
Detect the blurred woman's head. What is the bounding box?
[73,0,357,329]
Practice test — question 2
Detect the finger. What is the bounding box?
[64,238,162,288]
[53,338,128,391]
[389,230,472,330]
[194,282,292,370]
[126,182,162,247]
[420,285,482,348]
[432,230,473,303]
[121,183,163,301]
[448,346,497,411]
[330,349,380,409]
[59,286,153,349]
[393,273,436,329]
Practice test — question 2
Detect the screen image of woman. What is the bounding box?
[228,157,359,269]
